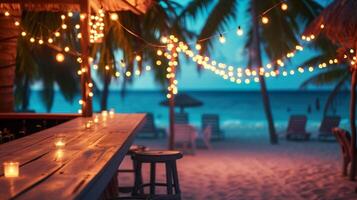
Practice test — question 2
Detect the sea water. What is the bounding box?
[27,90,350,138]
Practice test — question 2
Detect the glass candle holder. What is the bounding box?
[109,108,115,117]
[54,135,66,149]
[3,162,19,178]
[94,116,99,124]
[101,110,108,118]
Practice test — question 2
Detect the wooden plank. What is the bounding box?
[0,114,146,200]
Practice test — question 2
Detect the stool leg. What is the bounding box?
[150,162,156,195]
[172,161,181,198]
[133,160,143,195]
[165,162,173,195]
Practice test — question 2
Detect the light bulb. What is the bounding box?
[219,34,226,44]
[236,26,243,36]
[262,16,269,24]
[195,44,202,50]
[135,55,142,61]
[110,13,118,21]
[48,38,53,43]
[56,53,65,62]
[21,32,26,37]
[64,46,70,52]
[30,37,35,43]
[281,3,288,11]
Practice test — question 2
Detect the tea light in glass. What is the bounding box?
[94,116,99,124]
[54,149,64,162]
[109,108,115,117]
[85,122,92,129]
[3,162,19,178]
[54,135,66,148]
[101,110,108,117]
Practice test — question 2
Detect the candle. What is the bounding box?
[101,110,108,117]
[85,122,91,129]
[54,149,64,162]
[3,162,19,178]
[94,116,99,124]
[54,135,66,148]
[109,108,115,117]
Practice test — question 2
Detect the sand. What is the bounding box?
[118,136,357,200]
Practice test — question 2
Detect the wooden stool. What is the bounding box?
[132,150,183,200]
[118,145,148,194]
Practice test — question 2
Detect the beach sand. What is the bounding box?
[118,136,356,200]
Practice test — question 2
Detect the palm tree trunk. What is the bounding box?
[100,73,111,111]
[0,11,20,112]
[251,0,278,144]
[349,68,357,180]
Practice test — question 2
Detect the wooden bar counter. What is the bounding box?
[0,113,146,200]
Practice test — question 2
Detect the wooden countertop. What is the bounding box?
[0,113,146,200]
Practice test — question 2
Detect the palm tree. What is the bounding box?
[92,0,190,111]
[15,11,80,112]
[179,0,322,144]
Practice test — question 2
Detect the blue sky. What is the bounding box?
[115,0,333,91]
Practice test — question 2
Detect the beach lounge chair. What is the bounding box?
[318,116,341,141]
[174,112,189,124]
[196,125,212,149]
[136,113,166,138]
[174,124,196,154]
[202,114,224,140]
[332,128,354,176]
[285,115,310,140]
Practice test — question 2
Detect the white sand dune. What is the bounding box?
[118,137,356,200]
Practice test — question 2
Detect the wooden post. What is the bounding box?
[80,0,93,117]
[350,60,357,180]
[168,47,176,150]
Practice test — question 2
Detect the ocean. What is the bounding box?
[28,90,350,138]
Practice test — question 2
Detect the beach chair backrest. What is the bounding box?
[333,128,351,159]
[175,113,189,124]
[138,113,156,132]
[203,125,212,142]
[287,115,307,133]
[202,114,220,133]
[319,116,341,133]
[174,124,195,143]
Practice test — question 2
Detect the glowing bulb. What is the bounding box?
[55,32,60,37]
[30,37,35,43]
[68,12,73,17]
[161,36,168,44]
[56,53,65,62]
[21,32,26,37]
[195,44,202,50]
[88,92,93,97]
[115,72,120,77]
[48,38,53,43]
[135,55,142,61]
[262,16,269,24]
[61,24,67,29]
[157,50,163,56]
[320,24,325,29]
[236,26,243,36]
[75,24,80,29]
[145,65,151,71]
[156,60,162,66]
[88,82,93,88]
[61,15,66,20]
[79,99,84,105]
[110,13,118,21]
[4,11,10,16]
[219,34,226,44]
[125,71,131,77]
[14,21,20,26]
[281,3,288,11]
[64,46,70,52]
[38,39,44,45]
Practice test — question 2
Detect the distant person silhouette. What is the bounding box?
[316,98,320,111]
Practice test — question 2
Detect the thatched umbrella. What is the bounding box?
[304,0,357,180]
[160,93,203,113]
[0,0,152,116]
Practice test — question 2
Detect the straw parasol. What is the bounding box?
[304,0,357,180]
[0,0,152,115]
[160,93,203,113]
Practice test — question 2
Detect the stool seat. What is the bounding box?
[127,145,148,155]
[133,150,182,162]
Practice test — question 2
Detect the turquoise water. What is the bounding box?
[27,90,350,138]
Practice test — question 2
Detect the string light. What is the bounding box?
[281,3,288,11]
[56,53,65,62]
[219,34,226,44]
[262,16,269,24]
[236,26,243,36]
[110,13,118,21]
